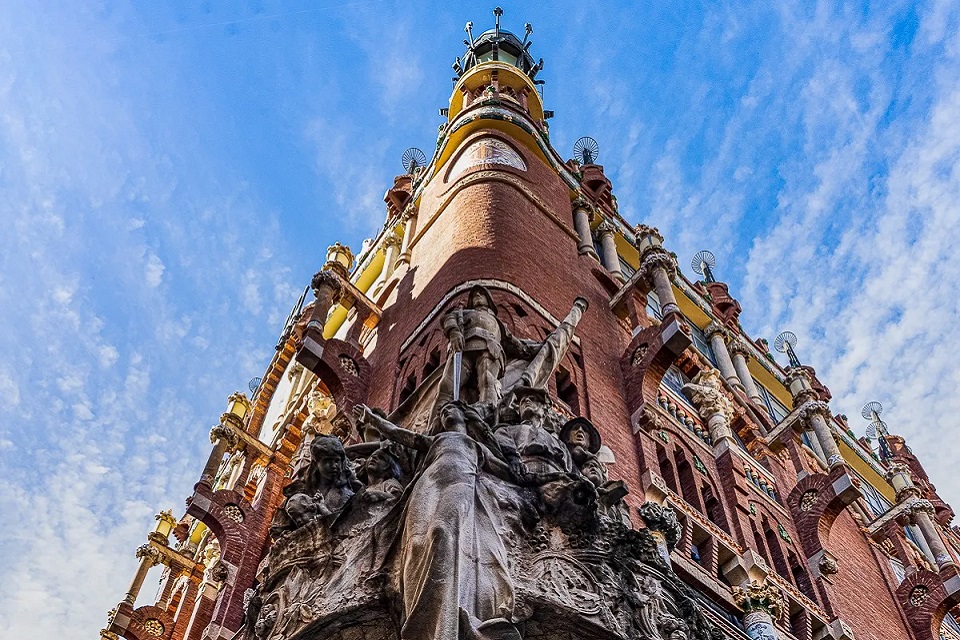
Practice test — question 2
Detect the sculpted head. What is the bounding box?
[467,285,496,313]
[367,447,401,481]
[310,435,349,485]
[513,387,550,425]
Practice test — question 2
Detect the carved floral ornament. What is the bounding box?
[310,269,344,301]
[682,369,735,422]
[595,219,618,236]
[731,580,788,620]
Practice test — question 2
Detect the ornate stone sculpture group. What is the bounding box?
[247,287,724,640]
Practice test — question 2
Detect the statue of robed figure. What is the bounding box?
[353,401,525,640]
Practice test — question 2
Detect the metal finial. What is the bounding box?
[573,137,600,164]
[691,250,717,282]
[248,377,262,395]
[464,22,475,48]
[774,331,801,367]
[861,401,888,439]
[494,7,502,38]
[860,401,883,421]
[402,148,427,173]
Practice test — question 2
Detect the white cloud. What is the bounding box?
[145,252,165,287]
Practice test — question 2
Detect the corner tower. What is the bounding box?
[102,9,960,640]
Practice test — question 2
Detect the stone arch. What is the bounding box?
[123,605,175,640]
[896,568,960,640]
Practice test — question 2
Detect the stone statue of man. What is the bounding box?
[440,285,534,405]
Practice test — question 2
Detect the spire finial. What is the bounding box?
[494,7,503,39]
[774,331,801,367]
[691,250,717,282]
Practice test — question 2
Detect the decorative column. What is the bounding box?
[798,401,843,468]
[571,196,598,259]
[199,423,239,488]
[788,367,843,468]
[732,580,786,640]
[729,338,764,405]
[304,269,344,336]
[911,501,953,569]
[382,231,403,278]
[888,463,955,569]
[682,369,737,449]
[635,225,680,316]
[596,219,624,282]
[124,543,162,605]
[704,322,742,390]
[397,205,418,266]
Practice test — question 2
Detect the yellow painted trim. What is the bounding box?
[840,439,896,501]
[448,61,544,122]
[323,246,387,339]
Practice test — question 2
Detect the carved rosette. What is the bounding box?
[732,579,787,620]
[310,269,344,302]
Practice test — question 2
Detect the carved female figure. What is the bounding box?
[354,401,522,640]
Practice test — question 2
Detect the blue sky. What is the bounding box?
[1,1,959,636]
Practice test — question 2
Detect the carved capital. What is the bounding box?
[571,195,592,211]
[885,462,911,481]
[798,400,832,424]
[732,580,787,620]
[703,321,728,342]
[136,543,162,566]
[911,499,936,516]
[311,269,344,301]
[637,247,678,284]
[400,204,417,223]
[638,501,682,550]
[729,338,752,359]
[382,231,402,249]
[209,424,240,449]
[596,219,617,237]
